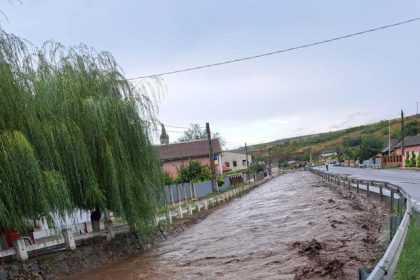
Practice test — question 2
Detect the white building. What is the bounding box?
[222,151,252,171]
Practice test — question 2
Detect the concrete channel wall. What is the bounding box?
[309,167,412,280]
[0,174,274,263]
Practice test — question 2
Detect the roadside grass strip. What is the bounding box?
[393,211,420,280]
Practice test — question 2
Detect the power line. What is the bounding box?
[166,130,185,134]
[127,17,420,80]
[142,120,201,130]
[164,124,192,129]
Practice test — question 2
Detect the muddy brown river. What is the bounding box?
[66,172,387,280]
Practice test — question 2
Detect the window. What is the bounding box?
[225,162,230,167]
[233,161,237,167]
[242,160,247,166]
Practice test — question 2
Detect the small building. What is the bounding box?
[222,151,252,172]
[156,139,222,178]
[380,139,399,156]
[395,134,420,156]
[380,139,402,167]
[320,150,338,161]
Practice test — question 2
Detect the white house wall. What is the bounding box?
[222,151,252,171]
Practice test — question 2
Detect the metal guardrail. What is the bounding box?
[309,167,412,280]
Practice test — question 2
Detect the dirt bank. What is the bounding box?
[64,172,388,280]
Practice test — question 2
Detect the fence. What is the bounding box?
[0,173,271,263]
[309,167,412,280]
[382,155,403,167]
[163,176,237,204]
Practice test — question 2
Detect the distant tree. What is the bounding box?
[162,171,173,185]
[178,123,225,147]
[343,136,362,147]
[216,174,225,187]
[175,161,212,183]
[249,162,264,173]
[404,120,420,137]
[391,120,420,140]
[405,153,411,167]
[409,152,417,167]
[359,135,383,161]
[178,124,206,141]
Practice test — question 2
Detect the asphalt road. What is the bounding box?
[315,165,420,211]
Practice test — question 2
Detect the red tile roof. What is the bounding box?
[156,139,221,161]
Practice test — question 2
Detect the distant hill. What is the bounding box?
[230,114,420,163]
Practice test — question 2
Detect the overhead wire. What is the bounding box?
[127,17,420,80]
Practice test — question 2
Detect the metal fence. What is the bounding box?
[309,167,412,280]
[163,177,232,204]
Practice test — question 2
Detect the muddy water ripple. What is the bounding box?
[66,172,387,280]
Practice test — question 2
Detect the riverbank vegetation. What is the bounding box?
[393,211,420,279]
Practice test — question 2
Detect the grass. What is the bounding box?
[382,164,401,169]
[393,211,420,280]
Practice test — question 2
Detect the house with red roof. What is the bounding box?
[156,139,222,178]
[394,134,420,167]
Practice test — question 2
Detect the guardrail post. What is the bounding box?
[348,180,351,191]
[397,198,401,216]
[204,200,208,210]
[13,239,28,261]
[342,178,346,188]
[356,180,360,194]
[390,190,395,213]
[380,184,384,200]
[366,182,370,197]
[62,228,76,251]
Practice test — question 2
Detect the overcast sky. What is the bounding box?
[2,1,420,149]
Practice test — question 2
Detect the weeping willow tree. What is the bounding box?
[0,28,165,238]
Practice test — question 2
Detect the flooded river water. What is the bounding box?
[66,171,387,280]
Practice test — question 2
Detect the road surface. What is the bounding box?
[65,172,386,280]
[316,165,420,211]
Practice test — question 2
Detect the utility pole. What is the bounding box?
[245,142,250,182]
[206,122,217,193]
[417,101,419,116]
[309,146,312,165]
[401,110,405,158]
[268,148,272,175]
[388,119,391,156]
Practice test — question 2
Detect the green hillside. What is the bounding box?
[244,115,420,164]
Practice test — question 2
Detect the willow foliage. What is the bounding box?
[0,29,164,235]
